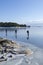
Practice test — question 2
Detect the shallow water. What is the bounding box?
[0,27,43,48]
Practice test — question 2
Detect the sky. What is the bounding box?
[0,0,43,24]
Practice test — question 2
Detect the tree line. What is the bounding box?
[0,22,27,27]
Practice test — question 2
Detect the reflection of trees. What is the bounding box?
[27,30,29,40]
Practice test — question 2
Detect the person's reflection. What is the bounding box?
[27,30,29,40]
[15,29,17,39]
[5,29,7,38]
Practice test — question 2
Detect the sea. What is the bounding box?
[0,27,43,48]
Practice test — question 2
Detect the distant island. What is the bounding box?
[0,22,30,27]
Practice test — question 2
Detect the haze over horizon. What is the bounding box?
[0,0,43,24]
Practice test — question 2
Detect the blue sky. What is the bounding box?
[0,0,43,24]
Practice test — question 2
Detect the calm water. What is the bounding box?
[0,27,43,48]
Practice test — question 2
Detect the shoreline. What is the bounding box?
[0,38,43,65]
[0,38,33,62]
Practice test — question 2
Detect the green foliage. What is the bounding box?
[0,22,27,27]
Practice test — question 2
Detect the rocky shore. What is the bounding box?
[0,38,43,65]
[0,38,33,62]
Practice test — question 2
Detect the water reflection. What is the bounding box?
[5,29,18,39]
[0,27,43,48]
[2,28,18,39]
[15,29,17,39]
[5,29,7,38]
[27,30,29,40]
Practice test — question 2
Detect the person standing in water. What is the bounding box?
[27,30,29,40]
[15,29,17,39]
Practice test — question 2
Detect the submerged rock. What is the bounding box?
[8,55,12,58]
[0,56,7,62]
